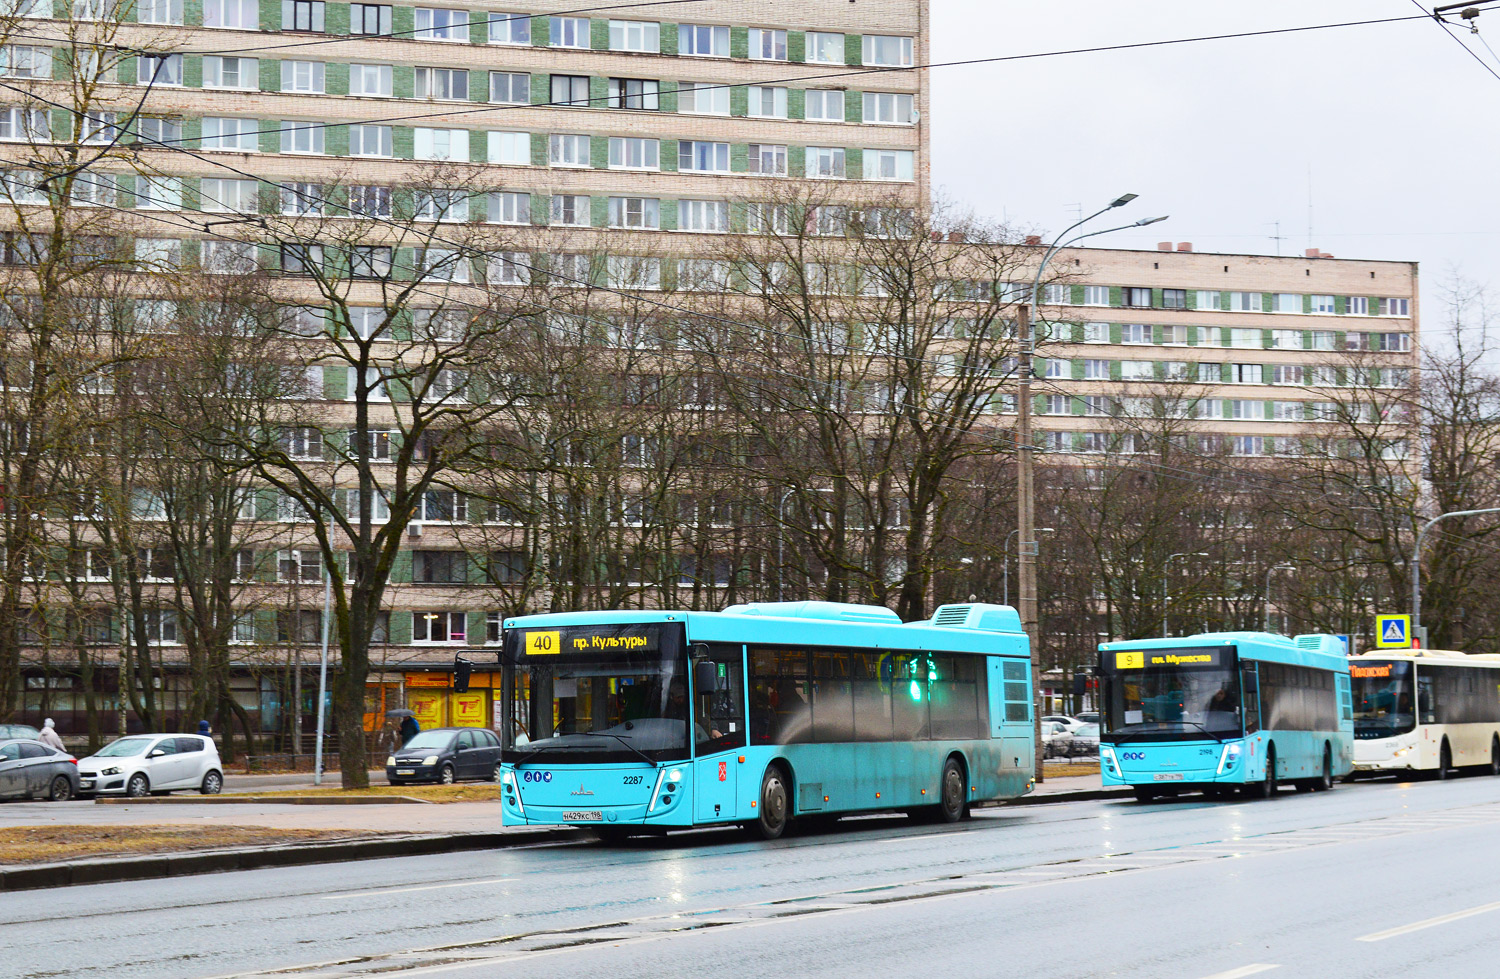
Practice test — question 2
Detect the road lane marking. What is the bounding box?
[1196,966,1278,979]
[1356,900,1500,941]
[322,878,516,900]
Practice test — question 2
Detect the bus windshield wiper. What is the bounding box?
[578,731,656,765]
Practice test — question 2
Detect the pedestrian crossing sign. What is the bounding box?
[1375,614,1411,649]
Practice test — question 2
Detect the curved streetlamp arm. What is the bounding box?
[1411,507,1500,641]
[1027,216,1170,353]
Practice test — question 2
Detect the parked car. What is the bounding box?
[76,734,223,797]
[1042,722,1074,758]
[1069,723,1101,755]
[1074,712,1100,725]
[1041,714,1084,732]
[0,724,41,741]
[0,739,78,801]
[387,728,502,785]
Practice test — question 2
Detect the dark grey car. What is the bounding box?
[386,728,502,785]
[0,739,79,801]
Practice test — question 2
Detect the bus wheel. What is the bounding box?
[938,758,966,823]
[1490,739,1500,777]
[751,765,790,840]
[1436,741,1452,781]
[1247,748,1277,799]
[1132,786,1158,803]
[1314,746,1333,791]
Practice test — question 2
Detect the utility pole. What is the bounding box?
[1015,301,1041,782]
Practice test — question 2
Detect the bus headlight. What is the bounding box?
[1217,743,1242,775]
[1100,746,1119,773]
[501,770,515,786]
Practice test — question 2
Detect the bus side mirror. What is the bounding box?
[694,659,719,693]
[453,655,472,694]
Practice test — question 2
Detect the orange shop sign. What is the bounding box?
[405,673,450,688]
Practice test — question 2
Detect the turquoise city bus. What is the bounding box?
[483,601,1034,839]
[1097,632,1353,801]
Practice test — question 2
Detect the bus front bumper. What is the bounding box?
[499,765,692,827]
[1100,742,1246,786]
[1353,736,1418,771]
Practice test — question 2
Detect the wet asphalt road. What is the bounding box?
[7,774,1500,979]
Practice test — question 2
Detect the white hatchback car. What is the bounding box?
[77,734,224,797]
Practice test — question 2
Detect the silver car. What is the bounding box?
[77,734,224,797]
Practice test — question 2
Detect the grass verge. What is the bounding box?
[248,783,507,803]
[0,825,365,864]
[1043,761,1102,778]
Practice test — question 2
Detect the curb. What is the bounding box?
[0,830,577,893]
[1008,787,1133,806]
[94,795,435,806]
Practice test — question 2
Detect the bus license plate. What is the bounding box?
[1153,773,1185,781]
[562,810,603,822]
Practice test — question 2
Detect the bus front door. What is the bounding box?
[693,647,746,822]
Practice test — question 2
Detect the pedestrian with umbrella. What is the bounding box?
[388,709,419,747]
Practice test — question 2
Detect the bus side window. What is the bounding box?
[1241,665,1260,734]
[1417,674,1437,725]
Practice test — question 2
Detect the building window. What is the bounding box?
[862,149,913,181]
[348,124,393,157]
[279,242,323,274]
[1082,285,1109,306]
[1273,401,1303,421]
[678,81,728,115]
[746,202,790,234]
[486,130,528,165]
[863,92,913,124]
[1230,328,1261,348]
[1161,288,1187,309]
[551,73,589,107]
[549,133,589,166]
[414,188,467,222]
[747,143,787,176]
[606,255,661,291]
[550,193,588,226]
[1082,322,1108,343]
[1271,329,1302,349]
[549,15,587,47]
[807,31,843,64]
[748,85,787,118]
[1310,294,1335,314]
[203,55,258,89]
[863,34,913,66]
[137,0,182,22]
[1195,290,1221,310]
[487,10,529,43]
[414,66,468,100]
[1123,287,1152,308]
[413,611,465,643]
[1120,360,1153,381]
[200,116,257,150]
[1084,359,1109,380]
[280,181,322,215]
[138,54,183,85]
[278,548,322,581]
[1379,298,1410,317]
[806,145,845,179]
[350,245,392,278]
[204,0,256,27]
[608,136,658,169]
[413,127,466,160]
[1230,363,1263,384]
[200,177,256,212]
[488,250,529,285]
[414,7,468,40]
[0,45,52,79]
[608,196,659,229]
[678,23,729,57]
[280,121,324,154]
[1045,359,1068,379]
[1309,331,1335,350]
[678,139,729,172]
[135,175,181,209]
[282,0,324,32]
[349,63,392,96]
[1271,365,1304,385]
[806,89,844,122]
[748,27,787,60]
[678,199,728,233]
[609,19,658,52]
[1121,323,1150,344]
[608,77,659,110]
[418,489,465,521]
[350,2,391,34]
[1346,296,1370,315]
[414,551,465,584]
[1273,293,1301,313]
[488,191,529,224]
[490,71,527,104]
[1230,291,1262,311]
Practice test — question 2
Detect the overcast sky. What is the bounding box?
[931,0,1498,326]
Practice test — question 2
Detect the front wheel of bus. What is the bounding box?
[1490,739,1500,777]
[753,766,790,840]
[1247,747,1277,799]
[1435,741,1452,781]
[938,758,966,823]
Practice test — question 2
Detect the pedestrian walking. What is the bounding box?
[37,718,64,752]
[400,714,419,746]
[197,719,211,736]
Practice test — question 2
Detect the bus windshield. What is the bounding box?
[1101,646,1242,742]
[1350,660,1414,739]
[500,622,690,764]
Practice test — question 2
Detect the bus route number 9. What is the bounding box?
[526,631,560,655]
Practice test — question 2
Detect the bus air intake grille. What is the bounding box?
[934,605,973,627]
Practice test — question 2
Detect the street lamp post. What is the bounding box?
[1017,195,1166,783]
[1411,507,1500,646]
[1002,527,1053,607]
[1263,564,1296,634]
[1162,552,1208,637]
[776,487,835,602]
[313,476,336,786]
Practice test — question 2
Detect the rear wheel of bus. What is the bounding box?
[937,757,966,823]
[751,764,790,840]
